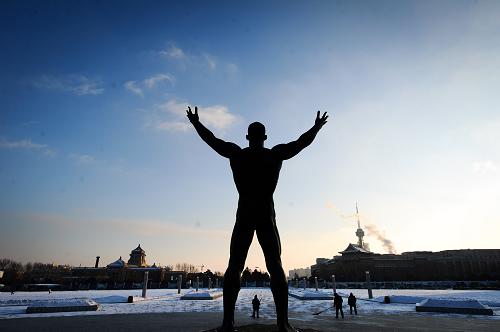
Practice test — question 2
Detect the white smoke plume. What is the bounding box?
[325,202,358,220]
[325,202,397,254]
[364,224,396,254]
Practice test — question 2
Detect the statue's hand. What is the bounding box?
[315,111,328,128]
[186,106,199,124]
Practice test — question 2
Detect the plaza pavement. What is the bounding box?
[1,311,499,331]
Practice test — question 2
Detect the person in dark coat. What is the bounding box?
[252,295,261,318]
[348,293,357,315]
[333,292,344,319]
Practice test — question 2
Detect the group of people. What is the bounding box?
[333,292,358,319]
[250,292,358,320]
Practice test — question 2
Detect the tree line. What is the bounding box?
[0,258,271,286]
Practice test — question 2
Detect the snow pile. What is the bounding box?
[181,290,223,300]
[416,298,493,315]
[419,298,486,309]
[26,299,100,313]
[288,290,333,300]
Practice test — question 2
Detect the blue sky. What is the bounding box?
[1,0,499,273]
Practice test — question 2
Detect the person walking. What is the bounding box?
[187,106,328,332]
[334,292,344,319]
[348,292,357,315]
[252,295,261,318]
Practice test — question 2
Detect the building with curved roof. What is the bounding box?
[128,244,147,267]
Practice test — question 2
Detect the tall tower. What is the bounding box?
[355,203,365,248]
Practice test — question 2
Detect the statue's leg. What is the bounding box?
[221,220,254,331]
[256,217,296,332]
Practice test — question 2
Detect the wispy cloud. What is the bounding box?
[325,202,358,220]
[158,43,228,72]
[124,73,175,97]
[69,153,97,165]
[0,138,55,157]
[156,121,191,132]
[32,75,104,95]
[203,53,217,71]
[107,218,229,239]
[67,152,134,176]
[144,74,175,88]
[6,211,229,240]
[473,160,498,174]
[159,44,186,59]
[153,99,237,132]
[124,81,144,97]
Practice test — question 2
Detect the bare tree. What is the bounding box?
[175,262,199,273]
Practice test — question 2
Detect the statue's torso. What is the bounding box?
[229,147,283,203]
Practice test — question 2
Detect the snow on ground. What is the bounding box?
[288,289,333,300]
[416,299,487,309]
[0,288,499,320]
[181,290,223,299]
[27,299,99,308]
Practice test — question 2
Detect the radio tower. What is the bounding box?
[355,203,365,249]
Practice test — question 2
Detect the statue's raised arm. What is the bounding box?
[186,106,240,158]
[272,111,328,160]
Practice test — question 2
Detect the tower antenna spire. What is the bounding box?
[355,202,365,248]
[356,202,360,229]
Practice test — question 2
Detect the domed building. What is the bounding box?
[107,256,127,268]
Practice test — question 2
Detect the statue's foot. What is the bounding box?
[216,322,236,332]
[277,322,299,332]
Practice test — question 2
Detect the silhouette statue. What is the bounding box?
[187,106,328,332]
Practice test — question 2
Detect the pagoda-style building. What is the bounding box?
[128,244,147,267]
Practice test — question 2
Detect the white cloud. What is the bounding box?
[159,99,186,116]
[32,75,104,95]
[143,73,175,88]
[199,105,237,130]
[0,138,55,156]
[159,44,186,59]
[155,99,237,132]
[124,73,175,97]
[473,160,498,174]
[124,81,144,97]
[158,43,221,71]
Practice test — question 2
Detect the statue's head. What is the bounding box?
[246,122,267,145]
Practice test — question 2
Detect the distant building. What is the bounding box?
[70,244,186,290]
[107,256,127,269]
[312,244,500,282]
[288,268,311,280]
[128,244,147,267]
[311,218,500,283]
